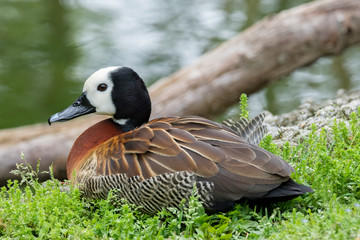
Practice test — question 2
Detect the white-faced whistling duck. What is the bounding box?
[48,66,312,214]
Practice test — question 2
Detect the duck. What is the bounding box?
[48,66,312,214]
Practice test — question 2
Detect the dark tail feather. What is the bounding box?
[263,179,313,198]
[244,179,313,205]
[207,179,312,212]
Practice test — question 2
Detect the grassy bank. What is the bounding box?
[0,109,359,239]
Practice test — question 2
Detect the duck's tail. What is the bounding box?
[245,179,313,205]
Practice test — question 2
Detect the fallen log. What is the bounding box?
[1,0,360,184]
[150,0,360,119]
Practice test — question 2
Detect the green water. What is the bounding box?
[1,0,359,129]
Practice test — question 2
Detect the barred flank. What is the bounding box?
[82,171,214,214]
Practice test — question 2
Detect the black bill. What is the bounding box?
[48,92,96,125]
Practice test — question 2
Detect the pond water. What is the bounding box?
[1,0,359,129]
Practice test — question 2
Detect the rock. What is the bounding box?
[264,89,360,147]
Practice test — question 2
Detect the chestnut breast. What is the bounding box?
[67,118,123,179]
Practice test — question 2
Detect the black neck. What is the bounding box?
[110,67,151,131]
[112,118,142,133]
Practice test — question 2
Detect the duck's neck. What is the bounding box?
[112,118,136,133]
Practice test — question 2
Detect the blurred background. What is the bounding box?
[1,0,360,130]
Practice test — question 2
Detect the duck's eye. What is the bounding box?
[97,83,108,92]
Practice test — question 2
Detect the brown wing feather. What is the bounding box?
[145,151,197,173]
[124,154,142,178]
[91,116,294,201]
[137,155,157,179]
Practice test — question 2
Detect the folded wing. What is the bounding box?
[89,116,293,203]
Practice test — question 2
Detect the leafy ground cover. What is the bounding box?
[0,105,359,239]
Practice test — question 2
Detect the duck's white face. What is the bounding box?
[83,66,121,116]
[49,66,151,128]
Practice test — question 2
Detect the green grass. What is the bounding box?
[239,93,249,119]
[1,109,360,239]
